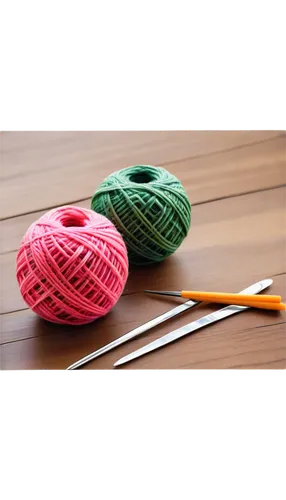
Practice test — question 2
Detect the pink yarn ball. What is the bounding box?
[16,206,129,325]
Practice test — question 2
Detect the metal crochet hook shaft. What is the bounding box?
[66,298,199,370]
[114,278,274,367]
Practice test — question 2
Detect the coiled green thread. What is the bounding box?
[91,165,191,265]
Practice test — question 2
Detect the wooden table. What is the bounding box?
[1,131,285,369]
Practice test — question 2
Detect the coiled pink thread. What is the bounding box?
[16,206,129,325]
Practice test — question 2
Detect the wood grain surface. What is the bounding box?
[0,131,285,369]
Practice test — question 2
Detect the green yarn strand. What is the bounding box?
[91,165,191,265]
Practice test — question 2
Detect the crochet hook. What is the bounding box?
[144,290,285,311]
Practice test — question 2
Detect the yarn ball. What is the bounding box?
[16,206,128,325]
[91,165,191,265]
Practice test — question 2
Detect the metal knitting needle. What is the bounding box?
[115,278,273,367]
[66,298,200,370]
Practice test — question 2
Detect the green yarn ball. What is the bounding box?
[91,165,191,265]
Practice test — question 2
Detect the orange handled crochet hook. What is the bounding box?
[144,290,285,311]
